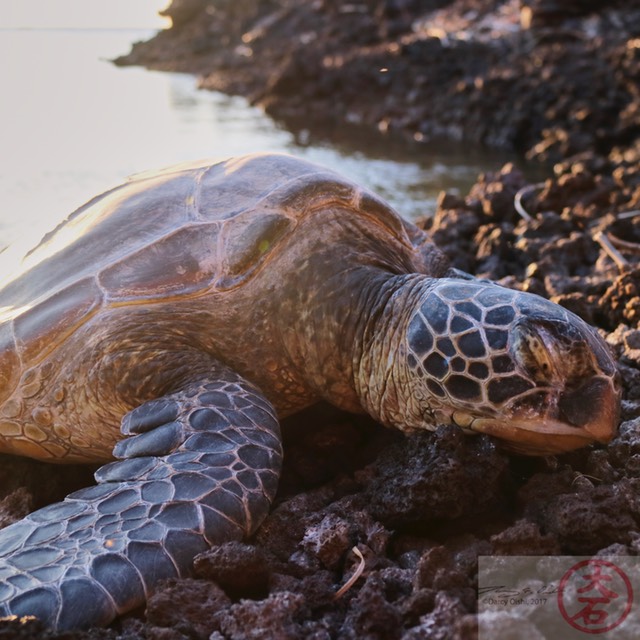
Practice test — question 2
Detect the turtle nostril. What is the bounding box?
[558,377,610,429]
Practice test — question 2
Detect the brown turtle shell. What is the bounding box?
[0,153,425,395]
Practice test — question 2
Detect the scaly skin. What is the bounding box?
[355,276,620,455]
[0,368,281,629]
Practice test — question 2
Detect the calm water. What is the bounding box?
[0,28,515,271]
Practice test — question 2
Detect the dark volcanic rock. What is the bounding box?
[145,578,232,639]
[365,426,510,527]
[537,479,640,553]
[118,0,640,162]
[340,572,405,640]
[193,541,270,598]
[489,518,561,555]
[210,591,309,640]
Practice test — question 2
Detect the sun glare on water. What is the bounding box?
[0,0,172,277]
[0,0,170,29]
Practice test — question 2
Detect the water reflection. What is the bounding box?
[0,28,525,274]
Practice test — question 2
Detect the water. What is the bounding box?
[0,28,515,272]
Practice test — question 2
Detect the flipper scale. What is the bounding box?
[0,367,282,630]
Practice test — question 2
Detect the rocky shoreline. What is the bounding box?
[1,1,640,638]
[117,0,640,164]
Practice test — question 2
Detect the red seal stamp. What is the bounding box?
[557,559,633,634]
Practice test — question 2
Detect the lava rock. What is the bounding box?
[145,577,232,639]
[364,426,510,527]
[193,541,271,598]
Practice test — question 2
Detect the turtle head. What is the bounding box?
[401,278,620,456]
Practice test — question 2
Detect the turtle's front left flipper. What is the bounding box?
[0,368,282,630]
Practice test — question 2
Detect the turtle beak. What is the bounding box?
[469,374,621,456]
[494,316,622,455]
[558,375,621,445]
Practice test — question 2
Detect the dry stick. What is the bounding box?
[512,187,639,267]
[608,233,640,255]
[606,209,640,256]
[335,546,366,599]
[514,182,545,222]
[593,230,629,270]
[617,209,640,220]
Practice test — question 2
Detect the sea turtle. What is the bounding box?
[0,153,620,630]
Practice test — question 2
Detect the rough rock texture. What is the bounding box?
[117,0,640,162]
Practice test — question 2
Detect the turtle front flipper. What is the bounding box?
[0,369,282,630]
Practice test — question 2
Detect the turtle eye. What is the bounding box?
[513,318,605,390]
[511,323,556,384]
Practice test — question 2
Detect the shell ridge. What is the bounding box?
[12,276,104,366]
[353,188,414,246]
[254,170,355,215]
[0,318,21,406]
[9,320,22,371]
[126,157,226,183]
[189,165,217,222]
[97,223,220,303]
[254,170,411,248]
[96,224,195,287]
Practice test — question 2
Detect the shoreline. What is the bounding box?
[117,0,639,164]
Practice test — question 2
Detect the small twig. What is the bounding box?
[335,546,366,599]
[593,230,629,271]
[607,233,640,255]
[571,472,603,486]
[514,182,545,222]
[617,209,640,220]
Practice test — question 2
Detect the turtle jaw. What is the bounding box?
[469,375,621,456]
[473,417,608,456]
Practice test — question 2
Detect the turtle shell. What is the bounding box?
[0,153,418,393]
